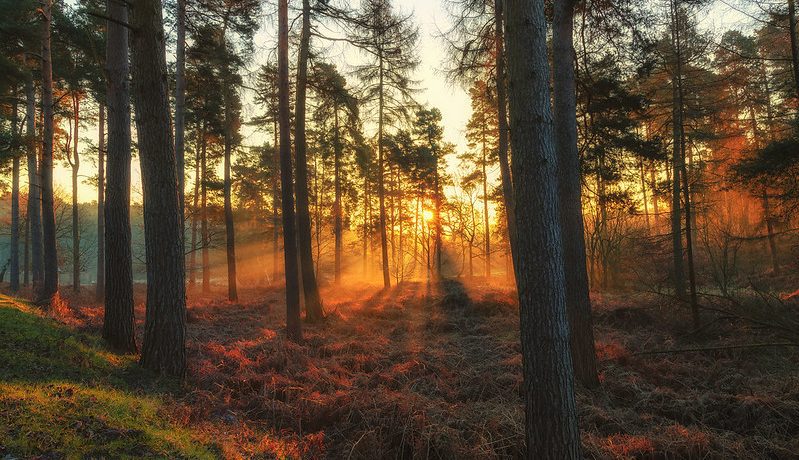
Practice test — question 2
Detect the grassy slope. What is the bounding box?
[0,295,213,459]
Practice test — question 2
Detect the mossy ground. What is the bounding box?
[0,295,214,459]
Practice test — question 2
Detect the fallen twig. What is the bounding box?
[633,342,799,356]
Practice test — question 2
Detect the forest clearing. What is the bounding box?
[2,279,798,458]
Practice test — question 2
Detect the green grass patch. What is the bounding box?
[0,295,215,459]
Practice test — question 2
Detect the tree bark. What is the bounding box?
[272,118,280,280]
[39,0,59,303]
[175,0,187,227]
[10,97,20,293]
[189,129,200,287]
[130,0,187,376]
[279,0,302,341]
[103,0,136,353]
[553,0,599,389]
[294,0,323,320]
[788,0,799,105]
[493,0,516,266]
[201,123,210,293]
[504,0,581,456]
[224,80,238,302]
[334,105,342,285]
[670,0,686,300]
[482,137,490,278]
[96,104,105,301]
[71,92,81,292]
[25,69,43,290]
[378,52,390,289]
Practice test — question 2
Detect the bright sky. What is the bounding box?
[53,0,750,203]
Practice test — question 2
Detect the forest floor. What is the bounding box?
[1,278,799,459]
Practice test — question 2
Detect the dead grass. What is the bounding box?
[7,280,799,459]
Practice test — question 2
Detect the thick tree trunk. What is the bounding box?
[504,0,581,456]
[175,0,187,226]
[294,0,324,320]
[39,0,59,303]
[279,0,302,341]
[553,0,599,389]
[103,0,136,353]
[96,104,105,301]
[71,93,81,292]
[25,71,43,290]
[789,0,799,105]
[10,95,20,293]
[130,0,187,377]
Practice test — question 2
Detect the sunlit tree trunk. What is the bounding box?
[377,51,390,288]
[334,104,343,284]
[130,0,187,377]
[201,123,210,293]
[103,0,135,353]
[190,129,200,287]
[294,0,324,319]
[505,0,581,455]
[272,119,280,280]
[96,104,105,301]
[10,98,20,293]
[279,0,302,341]
[224,85,238,302]
[493,0,516,265]
[70,92,81,292]
[481,136,490,278]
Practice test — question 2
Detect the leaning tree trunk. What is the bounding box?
[40,0,59,303]
[553,0,599,389]
[293,0,324,320]
[25,69,43,290]
[103,0,136,353]
[96,104,105,301]
[504,0,581,456]
[278,0,302,341]
[130,0,187,377]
